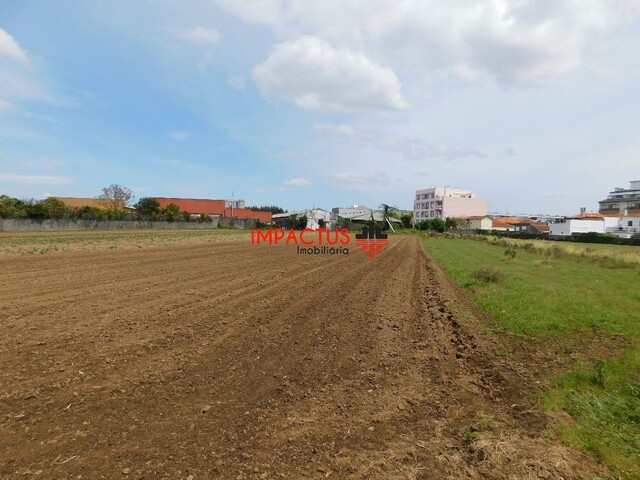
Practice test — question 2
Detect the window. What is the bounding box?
[430,211,434,217]
[629,221,633,227]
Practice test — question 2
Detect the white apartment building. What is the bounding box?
[599,180,640,216]
[413,187,487,224]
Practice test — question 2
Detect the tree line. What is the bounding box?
[0,184,212,222]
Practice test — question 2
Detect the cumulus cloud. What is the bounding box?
[283,178,311,186]
[314,123,486,161]
[218,0,640,85]
[0,28,30,65]
[332,171,390,186]
[168,26,221,45]
[0,173,75,185]
[252,36,407,111]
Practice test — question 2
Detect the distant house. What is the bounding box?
[509,220,550,234]
[548,208,629,236]
[152,197,271,222]
[491,219,514,232]
[550,218,604,236]
[462,215,492,230]
[272,208,331,229]
[617,216,640,237]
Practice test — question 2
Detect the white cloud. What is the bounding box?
[0,173,75,185]
[332,171,390,186]
[252,36,407,111]
[283,177,311,186]
[0,28,30,65]
[314,123,485,161]
[168,26,221,45]
[218,0,640,86]
[168,130,193,141]
[228,75,246,90]
[250,185,288,193]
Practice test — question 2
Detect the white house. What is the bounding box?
[606,216,640,238]
[550,218,605,236]
[463,215,493,230]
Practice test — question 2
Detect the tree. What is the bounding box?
[0,195,28,219]
[249,205,287,214]
[98,184,134,210]
[295,215,308,230]
[430,218,446,233]
[40,198,68,219]
[400,212,413,229]
[379,203,398,232]
[445,217,460,230]
[318,218,326,229]
[135,197,160,217]
[416,219,431,231]
[161,203,181,222]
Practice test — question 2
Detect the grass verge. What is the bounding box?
[422,235,640,477]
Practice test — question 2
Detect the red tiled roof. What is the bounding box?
[530,222,549,232]
[496,216,529,225]
[491,219,512,229]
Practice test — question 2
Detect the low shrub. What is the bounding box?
[504,245,517,260]
[470,267,506,283]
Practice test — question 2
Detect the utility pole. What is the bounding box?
[231,191,234,217]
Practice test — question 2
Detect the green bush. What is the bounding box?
[470,267,506,283]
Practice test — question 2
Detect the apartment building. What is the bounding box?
[598,180,640,216]
[413,187,487,224]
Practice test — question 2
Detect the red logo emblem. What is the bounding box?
[355,222,388,260]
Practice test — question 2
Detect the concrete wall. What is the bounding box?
[442,196,488,218]
[218,216,256,229]
[0,218,219,232]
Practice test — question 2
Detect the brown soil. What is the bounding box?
[0,234,608,479]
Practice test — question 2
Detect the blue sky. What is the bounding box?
[1,0,640,214]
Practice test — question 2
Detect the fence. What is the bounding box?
[0,218,220,232]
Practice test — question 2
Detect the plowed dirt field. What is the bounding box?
[0,233,606,479]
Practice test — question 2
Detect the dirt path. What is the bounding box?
[0,235,605,479]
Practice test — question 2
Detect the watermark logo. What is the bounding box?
[355,221,388,260]
[251,224,388,260]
